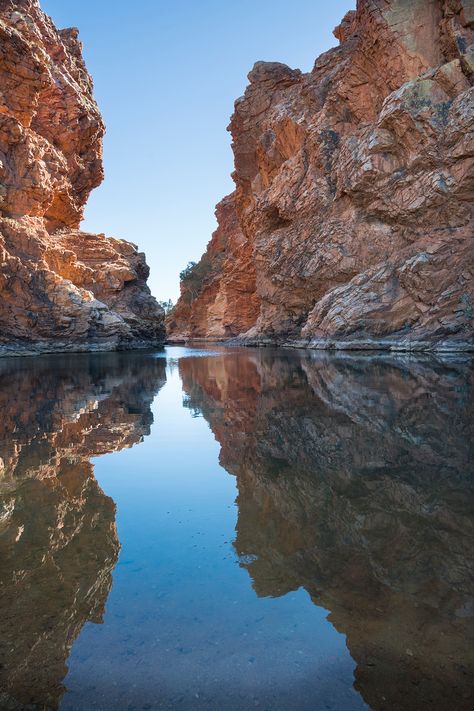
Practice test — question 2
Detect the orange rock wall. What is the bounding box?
[167,194,259,339]
[170,0,474,351]
[0,0,165,355]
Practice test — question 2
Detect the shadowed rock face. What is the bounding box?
[170,0,474,351]
[0,0,165,356]
[166,195,260,341]
[179,350,474,710]
[0,353,166,710]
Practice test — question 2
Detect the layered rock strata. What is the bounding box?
[179,349,474,710]
[167,194,259,340]
[0,352,166,709]
[169,0,474,351]
[0,0,164,355]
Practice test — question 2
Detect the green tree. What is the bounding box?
[158,299,174,315]
[179,259,213,303]
[179,262,197,282]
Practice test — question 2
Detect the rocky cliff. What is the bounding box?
[179,350,474,710]
[168,0,474,351]
[0,0,165,356]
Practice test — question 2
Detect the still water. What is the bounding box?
[0,346,472,711]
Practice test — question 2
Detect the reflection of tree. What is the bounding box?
[0,353,166,710]
[179,351,474,711]
[182,393,203,418]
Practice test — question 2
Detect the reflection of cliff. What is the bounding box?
[0,353,166,710]
[179,351,474,711]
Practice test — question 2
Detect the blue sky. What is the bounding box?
[41,0,354,302]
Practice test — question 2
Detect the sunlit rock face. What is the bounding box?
[0,353,166,709]
[179,350,474,710]
[170,0,474,350]
[0,0,165,356]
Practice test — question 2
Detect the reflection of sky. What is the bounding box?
[40,0,354,303]
[62,352,366,710]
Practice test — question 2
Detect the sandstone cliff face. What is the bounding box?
[0,0,164,355]
[169,0,474,351]
[0,352,166,709]
[179,350,474,710]
[167,194,259,340]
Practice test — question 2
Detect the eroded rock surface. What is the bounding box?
[179,350,474,710]
[0,352,166,709]
[169,0,474,351]
[167,194,259,341]
[0,0,164,355]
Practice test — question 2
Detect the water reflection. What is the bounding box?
[179,350,474,711]
[0,348,472,710]
[0,353,166,710]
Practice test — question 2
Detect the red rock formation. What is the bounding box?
[169,0,474,351]
[0,0,164,355]
[167,194,259,340]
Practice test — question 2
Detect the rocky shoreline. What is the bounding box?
[167,336,474,353]
[0,338,165,358]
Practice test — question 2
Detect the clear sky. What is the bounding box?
[41,0,354,303]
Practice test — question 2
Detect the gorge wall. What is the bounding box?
[0,0,165,356]
[168,0,474,351]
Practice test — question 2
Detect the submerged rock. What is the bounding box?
[0,0,165,355]
[169,0,474,351]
